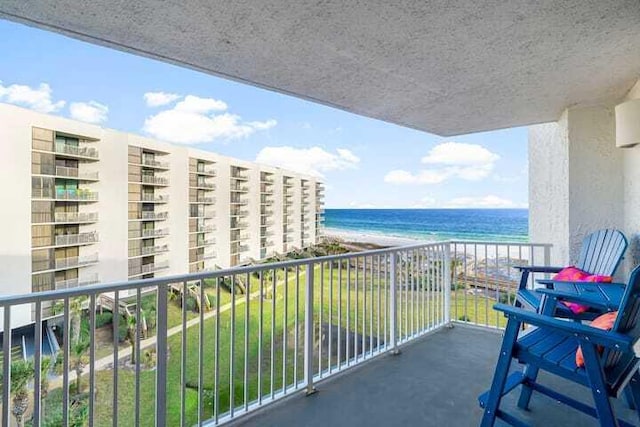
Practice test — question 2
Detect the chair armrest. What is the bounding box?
[513,265,563,274]
[536,279,625,288]
[494,303,633,352]
[535,288,612,310]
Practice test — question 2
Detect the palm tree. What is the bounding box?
[69,338,89,395]
[125,314,137,364]
[69,296,87,346]
[0,359,35,427]
[39,356,52,419]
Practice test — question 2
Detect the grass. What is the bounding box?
[42,263,506,426]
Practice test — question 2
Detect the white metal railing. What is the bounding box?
[141,158,170,169]
[141,194,169,203]
[54,143,99,159]
[140,211,169,220]
[141,175,170,186]
[449,241,552,329]
[0,241,549,427]
[140,228,169,238]
[54,232,99,246]
[53,212,99,223]
[196,167,216,176]
[54,253,99,269]
[54,166,99,180]
[54,273,100,289]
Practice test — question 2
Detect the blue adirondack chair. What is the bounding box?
[478,264,640,427]
[516,229,627,320]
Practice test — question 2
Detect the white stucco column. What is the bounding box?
[529,106,624,268]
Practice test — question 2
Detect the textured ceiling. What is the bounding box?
[1,1,639,136]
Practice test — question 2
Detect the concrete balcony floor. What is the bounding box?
[234,325,637,427]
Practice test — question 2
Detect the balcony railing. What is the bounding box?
[139,211,169,220]
[54,143,99,159]
[141,175,170,186]
[0,241,551,426]
[54,166,99,180]
[129,244,169,257]
[33,189,99,201]
[53,212,99,223]
[32,253,99,272]
[192,181,215,189]
[54,273,100,289]
[195,166,216,176]
[140,228,169,238]
[140,194,169,203]
[141,158,170,169]
[128,260,171,276]
[54,232,99,246]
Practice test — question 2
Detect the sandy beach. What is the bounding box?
[323,228,429,247]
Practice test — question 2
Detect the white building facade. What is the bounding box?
[0,103,324,327]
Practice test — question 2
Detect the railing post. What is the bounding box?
[543,244,552,279]
[156,284,168,427]
[304,261,317,395]
[389,252,400,355]
[444,243,453,327]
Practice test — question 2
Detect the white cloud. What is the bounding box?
[0,81,65,113]
[385,142,500,185]
[421,142,499,166]
[255,146,360,177]
[444,195,517,208]
[143,92,181,107]
[384,169,448,185]
[173,95,228,113]
[143,94,275,144]
[69,101,109,124]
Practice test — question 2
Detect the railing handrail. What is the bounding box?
[0,241,458,305]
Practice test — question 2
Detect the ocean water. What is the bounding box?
[324,209,528,242]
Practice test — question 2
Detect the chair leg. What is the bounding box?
[480,319,520,427]
[624,385,636,411]
[517,365,539,410]
[581,343,617,425]
[627,370,640,422]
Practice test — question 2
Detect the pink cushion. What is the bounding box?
[575,311,617,367]
[552,267,612,314]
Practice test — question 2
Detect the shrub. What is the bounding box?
[185,296,197,312]
[95,312,113,328]
[458,315,471,322]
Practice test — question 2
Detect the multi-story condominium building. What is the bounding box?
[0,103,324,328]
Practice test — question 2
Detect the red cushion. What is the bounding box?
[552,267,613,314]
[575,311,617,367]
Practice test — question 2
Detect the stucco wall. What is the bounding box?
[528,112,570,266]
[529,106,625,270]
[529,79,639,278]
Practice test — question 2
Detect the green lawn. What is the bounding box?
[41,263,506,426]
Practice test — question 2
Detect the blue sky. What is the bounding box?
[0,19,528,209]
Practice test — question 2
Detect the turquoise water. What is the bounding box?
[324,209,528,242]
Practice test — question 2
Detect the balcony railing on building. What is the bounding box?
[54,231,99,246]
[141,175,170,186]
[140,194,169,203]
[46,212,98,224]
[32,253,99,272]
[0,240,554,426]
[54,273,99,289]
[54,166,99,181]
[138,211,169,221]
[195,165,216,176]
[54,143,99,159]
[140,228,169,238]
[141,158,170,169]
[139,244,170,257]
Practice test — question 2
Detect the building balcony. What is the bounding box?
[53,166,99,181]
[230,209,249,217]
[140,158,170,169]
[261,209,274,216]
[193,251,216,262]
[140,175,170,186]
[230,221,248,230]
[192,238,216,248]
[128,260,170,277]
[230,199,249,206]
[135,211,169,221]
[128,244,170,257]
[54,231,99,247]
[50,212,98,224]
[140,194,169,203]
[260,220,274,227]
[53,143,99,160]
[33,188,99,201]
[139,228,169,238]
[54,273,99,289]
[231,172,249,181]
[192,224,215,233]
[261,177,275,184]
[32,253,99,273]
[192,181,215,189]
[1,241,566,426]
[230,184,250,192]
[190,196,216,204]
[195,166,216,176]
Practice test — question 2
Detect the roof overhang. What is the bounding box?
[1,1,639,136]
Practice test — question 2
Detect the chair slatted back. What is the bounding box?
[604,265,640,369]
[576,229,627,277]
